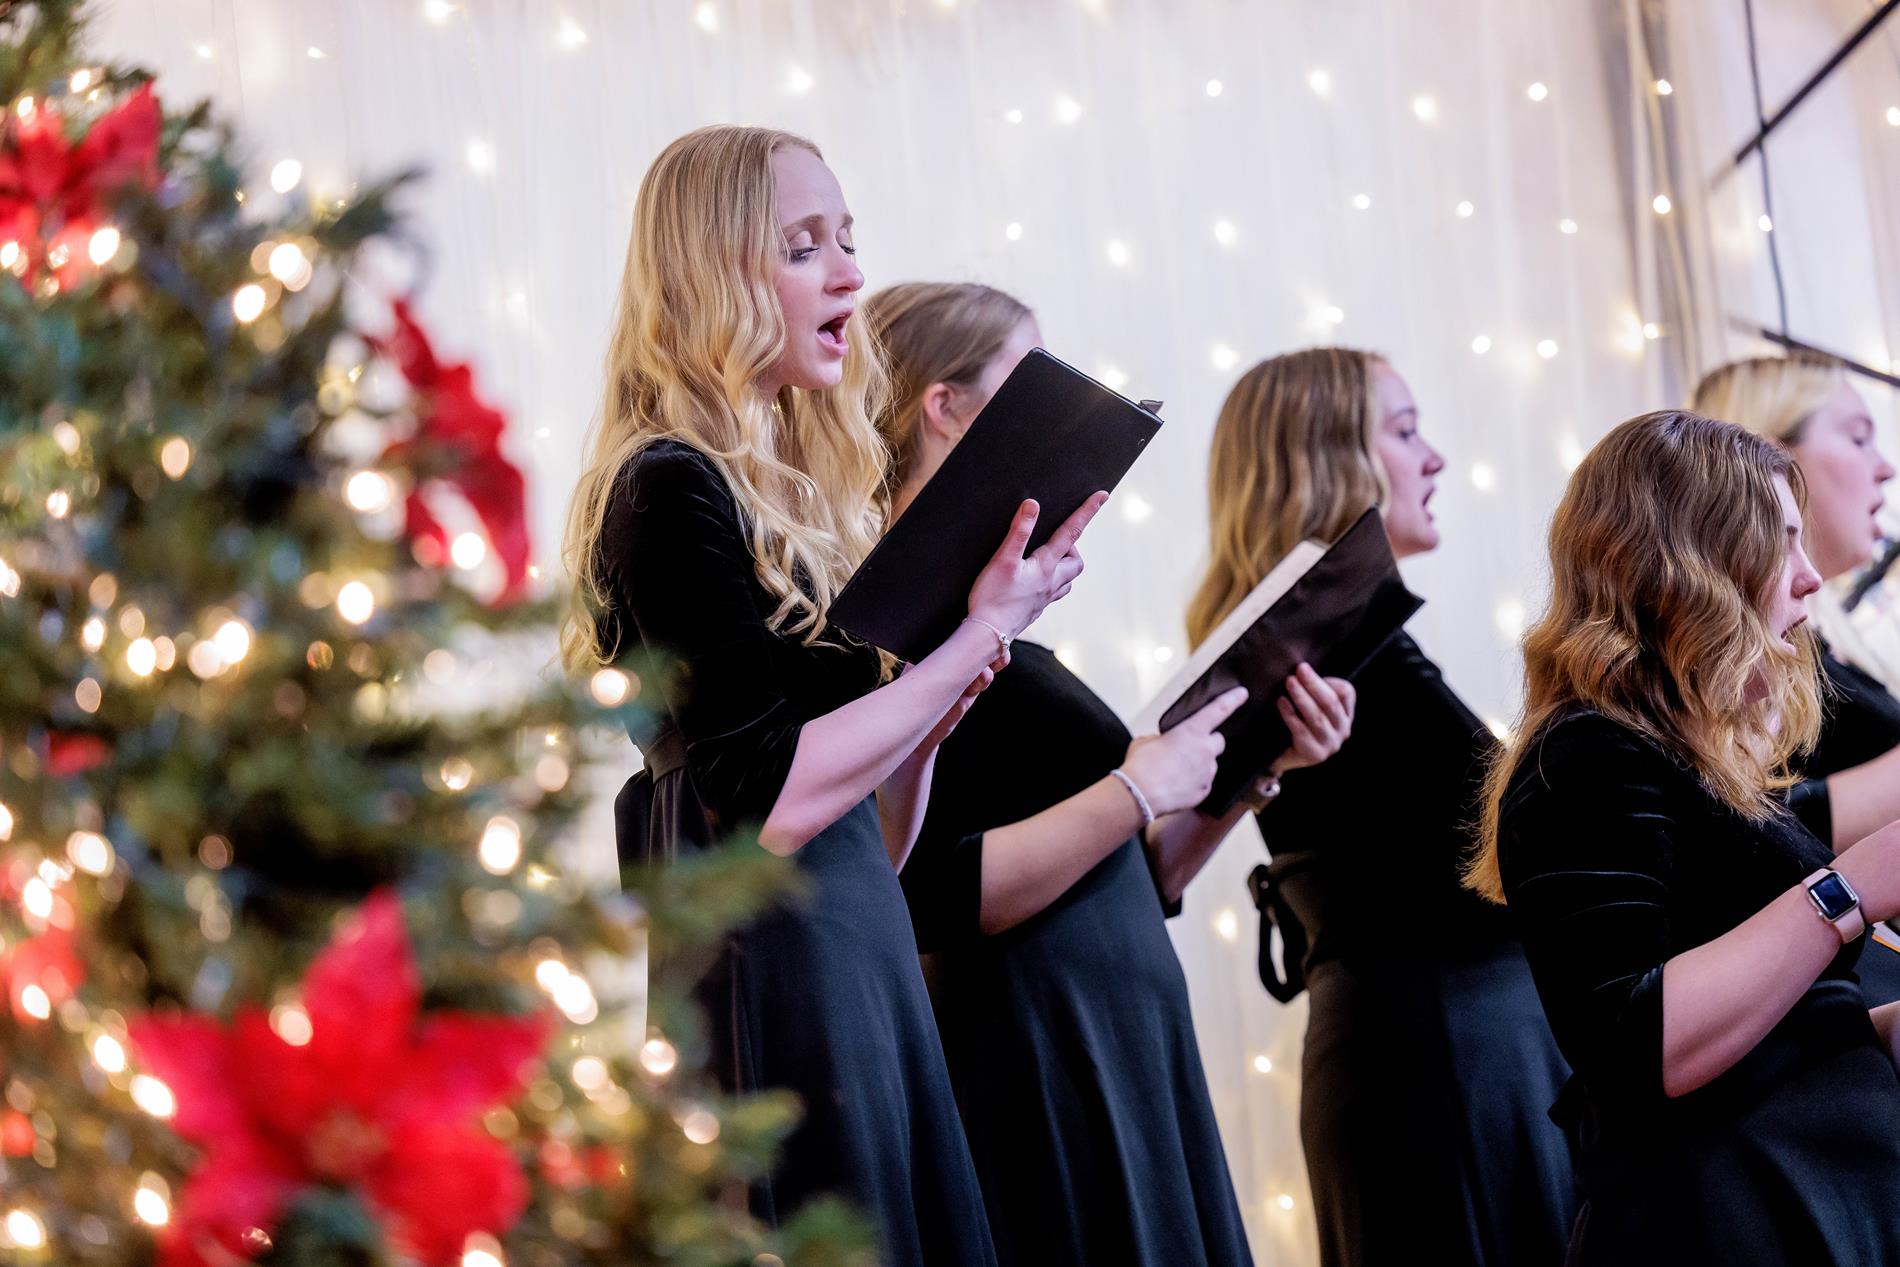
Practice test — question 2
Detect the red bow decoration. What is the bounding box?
[371,300,532,603]
[0,81,160,285]
[129,891,550,1267]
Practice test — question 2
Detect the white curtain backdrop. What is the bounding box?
[91,2,1688,1260]
[1645,0,1900,684]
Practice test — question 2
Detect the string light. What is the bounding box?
[694,2,719,34]
[20,984,50,1019]
[479,817,523,874]
[1470,334,1492,355]
[269,1003,314,1047]
[46,489,71,518]
[1054,644,1082,670]
[640,1036,679,1076]
[1411,94,1438,123]
[306,46,327,60]
[0,801,11,840]
[4,1209,46,1250]
[1757,214,1773,232]
[67,831,113,876]
[0,241,18,269]
[450,531,488,570]
[130,1074,177,1118]
[1003,107,1023,124]
[213,618,251,665]
[1526,81,1548,102]
[336,580,375,625]
[440,757,475,792]
[1495,597,1528,640]
[785,65,814,95]
[1642,322,1661,340]
[1212,218,1238,246]
[345,470,394,512]
[1003,221,1023,242]
[1455,200,1474,218]
[553,972,598,1024]
[160,436,191,478]
[232,283,267,323]
[1350,193,1372,211]
[92,1032,127,1073]
[25,876,56,922]
[1487,716,1515,743]
[1054,93,1083,124]
[1252,1055,1274,1074]
[133,1175,170,1227]
[1204,79,1223,97]
[1105,239,1131,267]
[1307,68,1332,97]
[1470,462,1497,491]
[82,615,106,651]
[87,225,120,266]
[1276,1193,1296,1212]
[1121,494,1154,523]
[535,753,570,793]
[461,1236,505,1267]
[194,43,213,59]
[1558,433,1586,472]
[1209,342,1238,371]
[1888,106,1900,127]
[465,139,495,174]
[680,1107,721,1144]
[1320,304,1345,326]
[1537,339,1559,359]
[423,0,459,23]
[590,667,632,706]
[186,639,224,678]
[1558,218,1579,235]
[1654,78,1673,96]
[268,242,312,289]
[1214,907,1239,941]
[1651,194,1673,215]
[269,159,302,193]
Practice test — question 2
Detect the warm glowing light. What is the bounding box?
[1004,221,1023,242]
[1205,79,1223,98]
[1537,339,1559,359]
[785,65,814,95]
[1527,81,1548,102]
[133,1179,170,1227]
[1455,200,1474,218]
[1470,462,1497,491]
[641,1036,680,1076]
[214,618,252,665]
[20,984,50,1019]
[68,830,113,876]
[694,2,719,33]
[1470,334,1492,355]
[1122,494,1154,524]
[440,758,475,792]
[1651,194,1673,215]
[269,159,303,193]
[464,139,495,174]
[131,1074,177,1118]
[88,225,120,265]
[232,284,267,323]
[479,817,523,874]
[1757,214,1773,233]
[1212,218,1238,246]
[187,639,225,679]
[345,470,394,512]
[450,531,487,570]
[4,1209,46,1250]
[1054,93,1083,124]
[680,1107,721,1144]
[1253,1054,1274,1074]
[1210,343,1238,371]
[269,1003,313,1047]
[1351,192,1372,211]
[82,615,107,651]
[160,436,191,478]
[92,1032,127,1073]
[22,876,54,920]
[336,580,375,625]
[1654,78,1673,96]
[1214,907,1239,941]
[556,18,589,47]
[590,667,632,707]
[46,489,71,518]
[1307,68,1332,97]
[268,241,309,286]
[1105,239,1131,267]
[1411,94,1438,122]
[1559,218,1578,235]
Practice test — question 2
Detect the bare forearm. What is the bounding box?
[976,778,1145,934]
[878,748,936,870]
[1145,802,1252,905]
[759,622,994,853]
[1661,880,1841,1096]
[1827,747,1900,850]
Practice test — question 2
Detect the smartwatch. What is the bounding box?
[1804,867,1865,945]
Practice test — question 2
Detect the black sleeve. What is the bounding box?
[1498,715,1678,1107]
[1787,776,1833,845]
[597,443,803,826]
[899,827,986,954]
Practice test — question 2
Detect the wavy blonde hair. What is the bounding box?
[1691,350,1846,444]
[1186,347,1389,647]
[1466,411,1821,902]
[560,125,889,671]
[863,281,1032,504]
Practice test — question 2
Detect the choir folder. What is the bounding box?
[1134,508,1423,815]
[830,348,1163,664]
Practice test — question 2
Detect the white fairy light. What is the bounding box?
[1096,364,1129,391]
[1652,194,1673,215]
[641,1036,679,1076]
[556,18,587,48]
[232,284,267,324]
[1105,239,1131,267]
[1642,322,1661,340]
[269,1003,314,1047]
[694,2,719,34]
[1455,200,1474,218]
[1411,94,1438,122]
[450,531,487,570]
[1559,218,1579,235]
[1004,221,1023,242]
[1214,907,1239,941]
[1210,342,1238,371]
[1003,107,1023,124]
[22,876,54,920]
[68,830,113,876]
[160,436,191,478]
[1122,494,1154,524]
[424,0,459,23]
[1537,339,1559,359]
[4,1210,46,1250]
[1252,1055,1273,1074]
[1495,597,1528,640]
[785,65,814,95]
[213,618,251,665]
[1351,193,1372,211]
[479,817,523,874]
[1212,218,1237,246]
[133,1176,171,1227]
[1887,105,1900,127]
[1757,214,1773,232]
[1054,93,1083,124]
[1470,334,1492,355]
[464,139,495,174]
[345,470,395,513]
[1526,81,1548,102]
[336,580,376,625]
[92,1032,128,1073]
[1205,79,1223,97]
[1307,68,1332,97]
[88,225,120,266]
[82,615,106,651]
[1470,462,1497,492]
[130,1074,177,1118]
[270,159,302,193]
[1654,78,1673,96]
[590,668,632,707]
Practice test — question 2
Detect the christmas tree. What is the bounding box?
[0,3,869,1264]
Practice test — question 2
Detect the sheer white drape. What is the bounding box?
[1634,0,1900,683]
[92,2,1672,1259]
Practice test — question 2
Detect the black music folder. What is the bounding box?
[1134,508,1423,815]
[830,348,1163,663]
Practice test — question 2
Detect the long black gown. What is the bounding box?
[598,439,996,1267]
[1788,640,1900,1006]
[900,641,1254,1267]
[1497,706,1900,1264]
[1252,633,1574,1267]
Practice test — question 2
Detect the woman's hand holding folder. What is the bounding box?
[965,493,1108,644]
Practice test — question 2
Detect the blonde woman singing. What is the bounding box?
[1187,349,1573,1266]
[561,127,1104,1266]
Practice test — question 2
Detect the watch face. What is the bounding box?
[1810,872,1859,921]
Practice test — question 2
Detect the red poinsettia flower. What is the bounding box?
[371,300,531,603]
[0,82,159,284]
[129,891,550,1267]
[45,730,112,776]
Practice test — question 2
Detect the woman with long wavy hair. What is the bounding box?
[1692,354,1900,1001]
[868,281,1357,1267]
[560,126,1103,1266]
[1186,348,1573,1267]
[1468,410,1900,1262]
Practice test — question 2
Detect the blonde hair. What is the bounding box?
[560,125,889,671]
[1691,350,1845,444]
[864,281,1032,502]
[1186,348,1389,647]
[1466,411,1820,902]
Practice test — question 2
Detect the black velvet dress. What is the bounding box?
[901,642,1254,1267]
[1789,641,1900,1006]
[1253,634,1574,1267]
[598,439,996,1267]
[1497,707,1900,1264]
